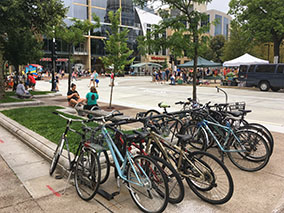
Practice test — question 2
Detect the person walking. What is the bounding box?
[88,70,95,87]
[27,72,36,91]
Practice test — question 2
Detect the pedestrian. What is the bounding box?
[84,86,99,110]
[72,71,77,81]
[162,69,166,84]
[165,68,170,81]
[16,80,32,99]
[109,71,114,86]
[88,70,95,87]
[61,70,65,79]
[94,70,99,87]
[55,74,59,91]
[67,83,85,107]
[170,73,175,85]
[27,72,36,91]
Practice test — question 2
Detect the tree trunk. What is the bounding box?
[109,75,114,108]
[68,44,72,91]
[273,38,282,63]
[192,31,198,101]
[13,64,19,91]
[0,61,5,99]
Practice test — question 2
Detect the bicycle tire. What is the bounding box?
[227,130,270,172]
[243,123,274,156]
[178,121,208,151]
[127,155,169,213]
[74,147,101,201]
[185,151,234,205]
[164,118,183,144]
[151,156,185,204]
[97,150,110,184]
[49,136,65,176]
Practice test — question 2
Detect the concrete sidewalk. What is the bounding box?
[1,95,284,213]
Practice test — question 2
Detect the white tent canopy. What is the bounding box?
[223,53,269,67]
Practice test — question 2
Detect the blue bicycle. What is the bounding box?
[90,111,169,213]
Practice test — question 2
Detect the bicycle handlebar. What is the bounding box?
[52,111,84,122]
[87,110,124,123]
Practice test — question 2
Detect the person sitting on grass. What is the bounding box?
[67,83,85,107]
[16,81,32,99]
[84,86,99,110]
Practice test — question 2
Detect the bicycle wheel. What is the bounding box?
[49,135,65,176]
[164,118,183,144]
[97,150,110,184]
[227,130,270,172]
[179,121,208,151]
[127,155,169,213]
[242,123,274,156]
[151,156,184,204]
[145,109,161,117]
[74,147,101,201]
[184,151,234,205]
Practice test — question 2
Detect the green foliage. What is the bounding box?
[209,35,225,63]
[134,0,211,101]
[221,21,254,61]
[229,0,284,60]
[0,0,67,66]
[100,9,135,73]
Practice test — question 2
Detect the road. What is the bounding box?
[36,76,284,132]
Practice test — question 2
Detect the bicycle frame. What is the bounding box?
[100,125,151,187]
[145,130,209,180]
[200,119,247,153]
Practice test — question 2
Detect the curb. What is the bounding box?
[0,100,43,108]
[0,112,71,171]
[33,93,62,98]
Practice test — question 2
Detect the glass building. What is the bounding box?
[43,0,142,73]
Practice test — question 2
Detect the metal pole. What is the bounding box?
[51,38,56,91]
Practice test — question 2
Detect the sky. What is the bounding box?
[207,0,231,14]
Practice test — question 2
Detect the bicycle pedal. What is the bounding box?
[55,175,63,179]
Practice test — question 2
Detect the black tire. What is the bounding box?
[74,147,101,201]
[259,81,270,91]
[238,124,273,157]
[227,130,270,172]
[49,136,65,176]
[145,109,161,117]
[271,87,280,92]
[127,155,169,213]
[151,156,185,204]
[185,151,234,205]
[178,121,208,151]
[97,150,110,184]
[164,118,183,144]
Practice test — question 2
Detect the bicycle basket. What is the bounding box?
[228,102,246,111]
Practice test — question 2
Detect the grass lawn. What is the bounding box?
[0,91,54,104]
[1,106,88,153]
[1,106,138,153]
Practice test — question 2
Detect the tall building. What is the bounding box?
[206,9,232,39]
[42,0,142,73]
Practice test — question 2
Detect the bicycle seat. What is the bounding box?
[227,111,243,117]
[133,130,149,139]
[176,134,191,143]
[158,102,170,109]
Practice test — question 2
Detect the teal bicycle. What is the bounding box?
[90,111,169,213]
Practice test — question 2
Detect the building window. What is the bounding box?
[73,4,88,20]
[92,8,108,23]
[74,0,87,5]
[223,17,229,39]
[215,14,222,36]
[91,0,107,8]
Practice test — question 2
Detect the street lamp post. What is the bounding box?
[51,38,57,91]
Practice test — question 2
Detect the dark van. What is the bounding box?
[238,64,284,91]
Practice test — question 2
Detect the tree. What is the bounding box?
[54,16,100,90]
[209,35,225,63]
[229,0,284,63]
[99,9,135,108]
[135,0,211,101]
[0,0,66,96]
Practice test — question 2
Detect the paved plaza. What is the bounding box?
[1,76,284,213]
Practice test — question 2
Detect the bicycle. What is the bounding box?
[133,115,234,205]
[110,118,185,204]
[182,108,271,172]
[49,112,101,201]
[89,111,169,213]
